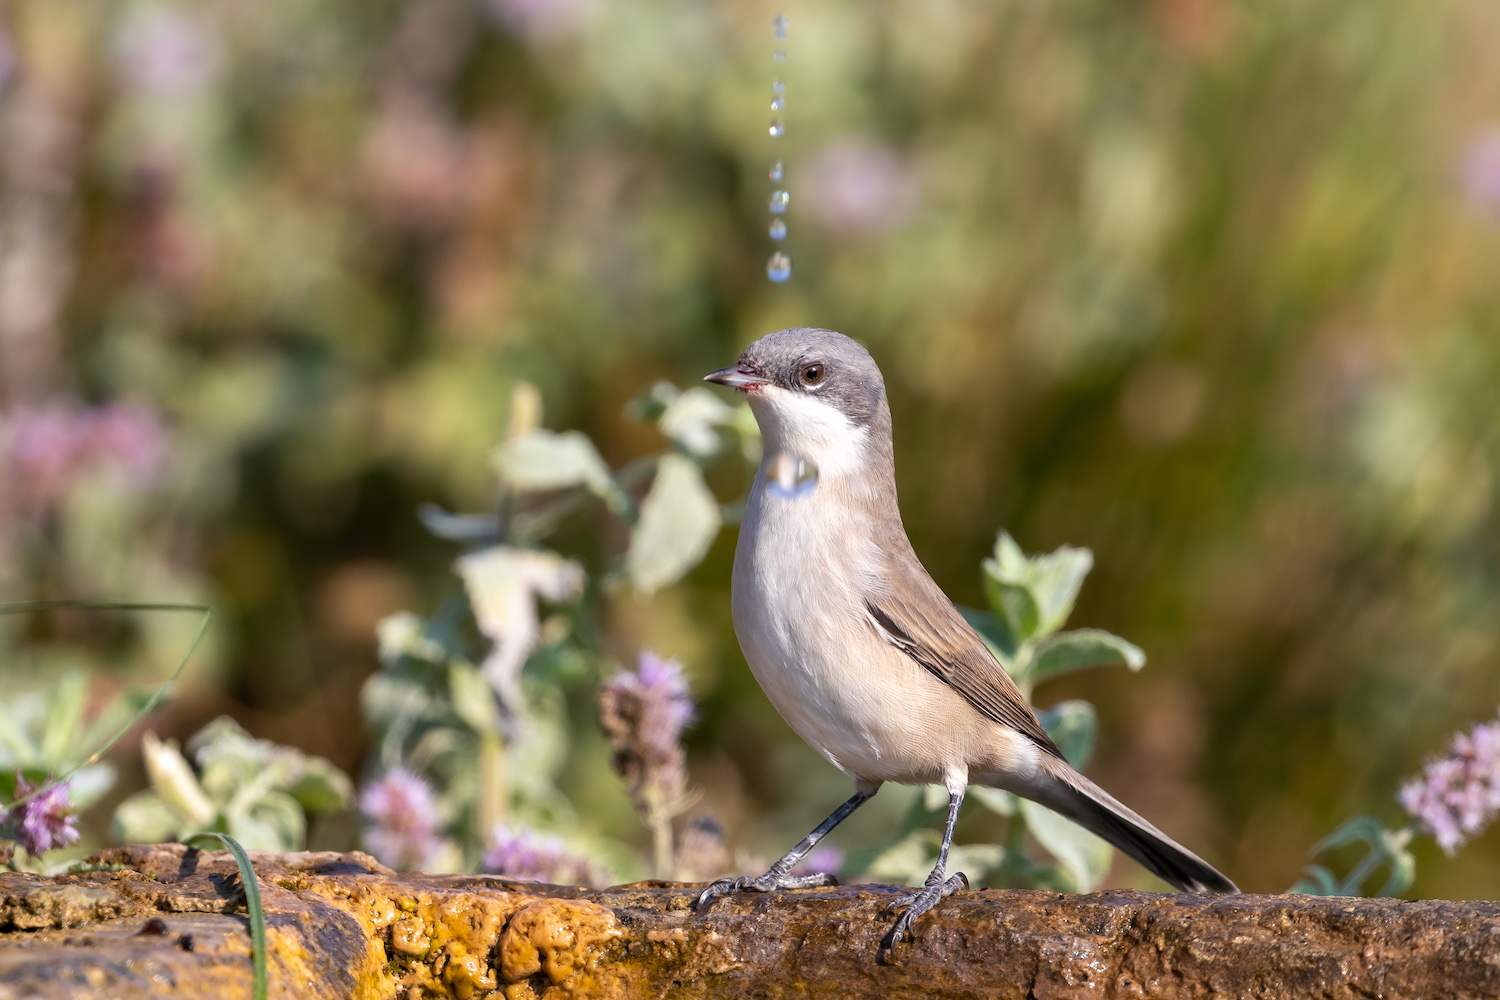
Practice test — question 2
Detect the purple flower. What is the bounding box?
[791,845,845,878]
[602,653,694,763]
[359,769,440,871]
[1460,129,1500,216]
[5,401,170,509]
[89,403,170,488]
[1399,717,1500,856]
[482,826,606,886]
[597,653,697,875]
[6,406,91,506]
[113,6,221,99]
[5,777,80,856]
[804,139,918,237]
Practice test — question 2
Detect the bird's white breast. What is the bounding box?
[730,397,990,785]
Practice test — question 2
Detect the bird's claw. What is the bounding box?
[879,872,969,962]
[694,870,839,910]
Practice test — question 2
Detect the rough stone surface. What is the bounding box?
[0,846,1497,998]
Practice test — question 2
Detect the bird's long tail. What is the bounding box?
[1017,755,1238,893]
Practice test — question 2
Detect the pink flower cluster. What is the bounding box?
[359,768,441,871]
[599,652,694,767]
[482,825,606,886]
[4,402,169,509]
[1398,717,1500,856]
[4,776,80,857]
[1460,128,1500,216]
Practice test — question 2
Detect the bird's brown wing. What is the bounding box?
[865,575,1063,760]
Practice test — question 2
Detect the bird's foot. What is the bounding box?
[694,869,839,910]
[879,871,969,963]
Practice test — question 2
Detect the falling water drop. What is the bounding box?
[769,218,787,240]
[769,190,789,213]
[769,451,818,498]
[769,117,784,137]
[767,252,791,283]
[772,79,786,95]
[774,48,786,61]
[771,95,785,112]
[769,159,784,183]
[773,13,788,41]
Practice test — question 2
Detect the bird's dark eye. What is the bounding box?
[799,364,825,386]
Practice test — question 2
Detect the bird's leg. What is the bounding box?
[695,789,875,910]
[881,787,969,960]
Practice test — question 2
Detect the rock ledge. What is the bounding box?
[0,846,1496,998]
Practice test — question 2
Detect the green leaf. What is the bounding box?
[865,829,940,885]
[1027,629,1145,688]
[493,429,613,494]
[947,842,1008,882]
[1028,545,1094,635]
[1290,864,1342,895]
[1020,799,1114,893]
[982,534,1042,642]
[287,757,354,814]
[1036,700,1099,770]
[626,454,722,594]
[956,606,1018,666]
[40,672,89,764]
[78,690,154,763]
[969,786,1017,817]
[0,705,39,765]
[236,791,306,852]
[991,531,1029,579]
[984,577,1041,644]
[981,533,1095,641]
[111,791,182,844]
[448,661,501,734]
[1298,814,1415,897]
[187,833,267,1000]
[67,763,118,811]
[658,386,737,458]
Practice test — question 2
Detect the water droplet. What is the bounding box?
[771,79,786,95]
[768,190,789,213]
[773,14,788,40]
[769,451,817,498]
[771,95,785,112]
[767,252,791,282]
[769,218,787,239]
[769,159,783,183]
[769,117,784,138]
[774,48,786,61]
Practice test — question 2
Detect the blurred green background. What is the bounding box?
[3,0,1500,897]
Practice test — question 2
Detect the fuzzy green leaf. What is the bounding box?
[957,606,1019,666]
[626,454,721,594]
[1036,699,1099,771]
[1026,629,1145,688]
[493,429,613,494]
[1020,798,1114,893]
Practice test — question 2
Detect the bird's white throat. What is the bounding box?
[748,386,870,481]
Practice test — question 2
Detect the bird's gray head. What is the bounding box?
[705,328,891,480]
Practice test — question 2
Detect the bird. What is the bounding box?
[696,327,1237,956]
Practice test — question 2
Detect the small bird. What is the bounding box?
[697,328,1236,954]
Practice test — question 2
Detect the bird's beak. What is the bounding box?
[704,366,770,390]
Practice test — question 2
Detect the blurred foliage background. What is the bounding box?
[3,0,1500,897]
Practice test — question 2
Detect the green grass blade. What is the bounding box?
[187,832,267,1000]
[0,601,211,808]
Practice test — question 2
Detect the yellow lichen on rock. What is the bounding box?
[499,899,622,989]
[391,916,432,957]
[439,940,499,998]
